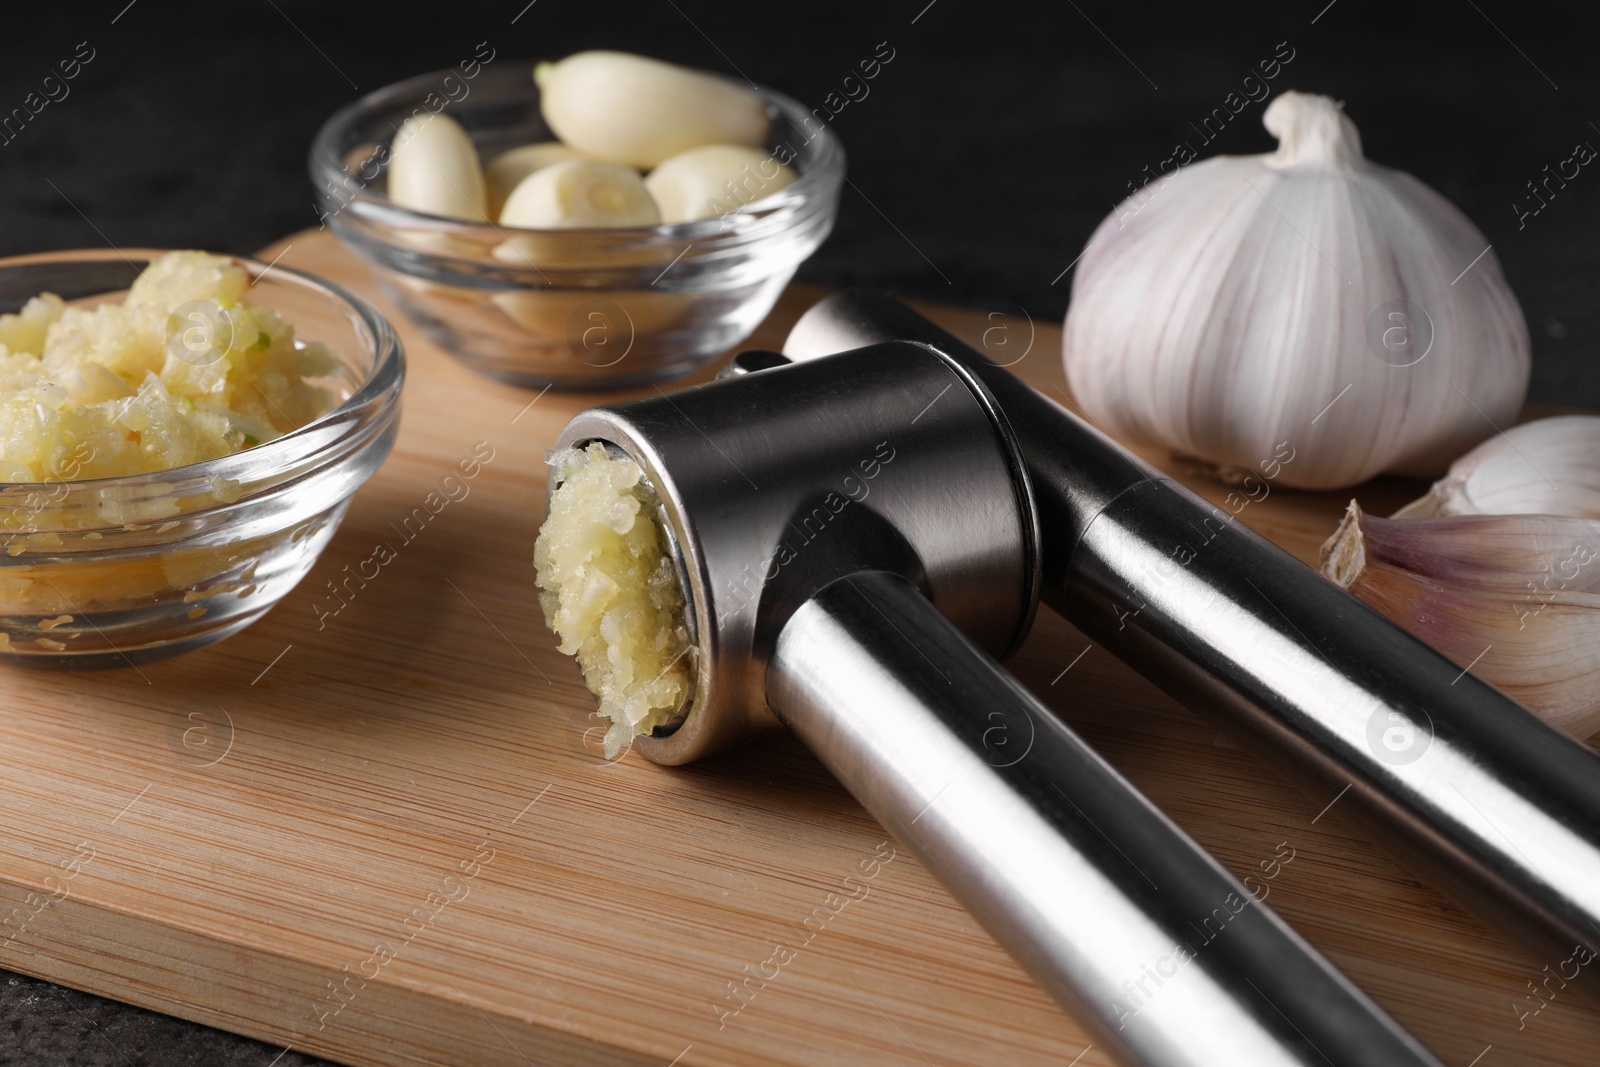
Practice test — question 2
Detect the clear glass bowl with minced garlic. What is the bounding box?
[0,250,402,667]
[310,53,845,389]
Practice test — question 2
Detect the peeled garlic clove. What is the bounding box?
[491,160,661,266]
[489,228,680,272]
[489,290,686,341]
[389,229,487,260]
[488,231,619,271]
[498,160,661,229]
[1322,502,1600,737]
[1392,415,1600,519]
[535,51,769,169]
[485,142,585,220]
[644,144,796,223]
[386,113,488,221]
[1063,91,1530,490]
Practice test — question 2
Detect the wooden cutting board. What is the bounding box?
[2,229,1597,1067]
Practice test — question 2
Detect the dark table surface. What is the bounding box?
[1,1,1596,1064]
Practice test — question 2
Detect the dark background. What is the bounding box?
[1,1,1596,1063]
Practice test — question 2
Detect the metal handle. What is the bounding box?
[768,569,1440,1067]
[783,291,1600,971]
[1073,482,1600,961]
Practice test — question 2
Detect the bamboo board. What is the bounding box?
[2,228,1597,1067]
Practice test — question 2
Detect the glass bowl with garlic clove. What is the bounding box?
[309,52,845,389]
[0,249,403,668]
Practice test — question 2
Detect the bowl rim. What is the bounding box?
[307,57,847,240]
[0,247,405,496]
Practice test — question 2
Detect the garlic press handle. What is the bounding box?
[769,569,1440,1067]
[784,290,1600,974]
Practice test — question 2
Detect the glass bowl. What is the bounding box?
[0,250,404,668]
[309,60,844,389]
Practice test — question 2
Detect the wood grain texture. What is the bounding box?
[2,228,1597,1067]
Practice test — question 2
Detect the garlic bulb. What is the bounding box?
[1063,91,1530,490]
[1392,415,1600,518]
[1322,503,1600,738]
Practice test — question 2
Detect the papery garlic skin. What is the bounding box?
[1322,502,1600,738]
[1392,415,1600,519]
[1063,91,1530,490]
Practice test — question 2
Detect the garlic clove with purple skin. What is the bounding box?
[1321,501,1600,738]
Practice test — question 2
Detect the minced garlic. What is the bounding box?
[534,441,690,757]
[0,251,336,482]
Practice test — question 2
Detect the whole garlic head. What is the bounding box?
[1063,91,1530,490]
